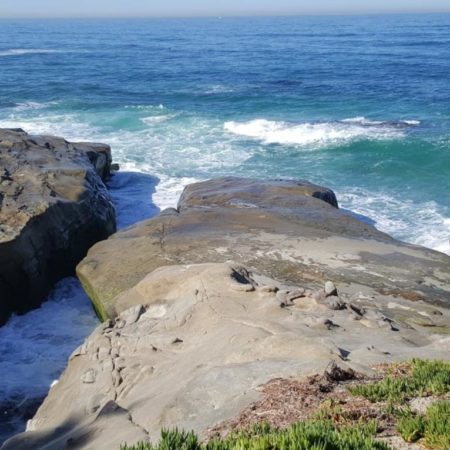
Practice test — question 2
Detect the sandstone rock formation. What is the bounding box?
[0,128,116,324]
[4,177,450,449]
[3,261,449,449]
[77,177,450,320]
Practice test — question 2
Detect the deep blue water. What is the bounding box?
[0,14,450,443]
[1,15,450,251]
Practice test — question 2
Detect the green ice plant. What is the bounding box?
[120,419,389,450]
[349,359,450,402]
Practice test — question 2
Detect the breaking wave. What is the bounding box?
[224,117,419,148]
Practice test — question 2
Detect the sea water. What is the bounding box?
[0,14,449,442]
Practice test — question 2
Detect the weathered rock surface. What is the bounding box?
[77,177,450,320]
[4,176,450,449]
[0,128,116,324]
[4,262,449,450]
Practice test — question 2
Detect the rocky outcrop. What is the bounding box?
[77,177,450,321]
[0,128,116,324]
[4,177,450,450]
[4,261,450,450]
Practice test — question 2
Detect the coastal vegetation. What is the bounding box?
[348,359,450,402]
[395,401,450,448]
[121,359,450,450]
[120,420,389,450]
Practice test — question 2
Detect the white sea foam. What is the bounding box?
[339,189,450,255]
[224,118,407,148]
[0,278,98,403]
[342,117,421,126]
[0,114,100,141]
[203,84,235,94]
[13,101,59,112]
[125,104,165,111]
[117,161,199,212]
[341,116,383,125]
[153,175,200,210]
[0,49,66,57]
[140,114,175,125]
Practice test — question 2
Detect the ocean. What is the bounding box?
[0,14,450,442]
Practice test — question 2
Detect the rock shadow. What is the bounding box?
[341,208,377,228]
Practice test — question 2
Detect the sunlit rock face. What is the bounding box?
[0,128,116,324]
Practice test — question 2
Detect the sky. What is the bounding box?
[1,0,450,18]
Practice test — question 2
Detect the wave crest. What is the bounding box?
[224,118,418,148]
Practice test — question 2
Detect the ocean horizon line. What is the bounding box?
[1,10,450,20]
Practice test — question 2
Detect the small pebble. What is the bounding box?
[324,281,337,297]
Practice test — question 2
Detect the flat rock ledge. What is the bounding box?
[0,128,116,324]
[78,176,450,320]
[3,177,450,450]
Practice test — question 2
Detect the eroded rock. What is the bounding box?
[77,177,450,321]
[0,128,116,324]
[5,177,450,449]
[5,262,450,450]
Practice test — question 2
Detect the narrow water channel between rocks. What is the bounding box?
[0,171,164,444]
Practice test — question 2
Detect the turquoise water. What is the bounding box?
[1,15,450,252]
[1,15,450,442]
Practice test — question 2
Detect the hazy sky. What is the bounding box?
[1,0,450,18]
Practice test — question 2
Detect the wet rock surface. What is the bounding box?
[0,128,116,324]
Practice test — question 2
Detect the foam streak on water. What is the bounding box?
[0,49,65,57]
[338,190,450,255]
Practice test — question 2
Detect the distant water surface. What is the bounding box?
[1,15,449,252]
[0,14,450,443]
